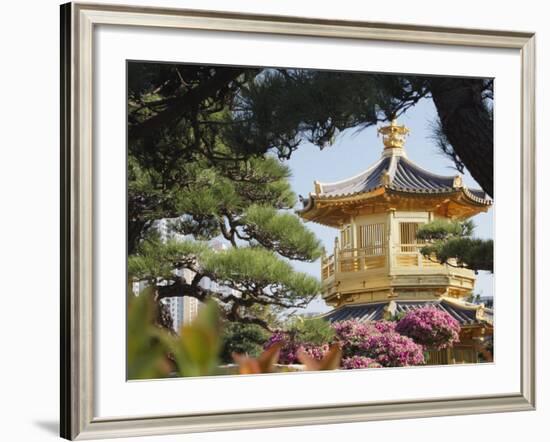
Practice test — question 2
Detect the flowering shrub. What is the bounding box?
[341,356,381,369]
[301,343,330,361]
[264,331,293,363]
[264,315,450,368]
[372,320,397,334]
[333,319,424,367]
[332,320,395,355]
[332,320,372,356]
[360,332,425,367]
[395,306,460,350]
[264,330,328,364]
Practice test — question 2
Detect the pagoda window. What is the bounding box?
[358,223,386,256]
[340,225,352,250]
[399,222,424,253]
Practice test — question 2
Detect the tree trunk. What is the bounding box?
[428,78,493,197]
[128,220,148,255]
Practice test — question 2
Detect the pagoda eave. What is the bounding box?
[298,187,490,227]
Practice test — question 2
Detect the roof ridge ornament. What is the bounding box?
[453,175,463,188]
[378,118,410,149]
[380,169,391,186]
[314,180,322,195]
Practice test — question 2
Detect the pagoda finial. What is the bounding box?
[378,118,410,149]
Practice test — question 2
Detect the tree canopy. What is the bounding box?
[128,64,493,217]
[417,220,493,273]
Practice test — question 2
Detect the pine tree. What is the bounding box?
[128,150,322,329]
[417,220,493,273]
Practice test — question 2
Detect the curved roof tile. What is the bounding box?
[323,299,489,326]
[321,157,390,197]
[309,154,490,204]
[391,157,454,192]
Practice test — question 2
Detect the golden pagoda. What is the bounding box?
[298,119,493,364]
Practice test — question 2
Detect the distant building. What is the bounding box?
[162,296,184,332]
[161,268,200,333]
[152,218,187,243]
[134,218,200,333]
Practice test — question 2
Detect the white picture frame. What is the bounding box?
[60,2,535,439]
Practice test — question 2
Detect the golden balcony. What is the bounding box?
[322,246,387,280]
[320,242,476,305]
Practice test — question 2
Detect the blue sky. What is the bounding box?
[284,97,494,314]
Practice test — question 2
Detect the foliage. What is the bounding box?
[164,300,223,377]
[263,316,335,364]
[298,344,342,371]
[241,205,322,260]
[128,294,342,376]
[128,128,323,329]
[333,320,425,367]
[395,306,461,350]
[129,236,321,329]
[220,321,269,363]
[128,64,493,212]
[128,233,209,281]
[417,219,474,240]
[417,220,493,272]
[232,343,283,374]
[127,289,173,380]
[264,330,329,365]
[127,65,427,170]
[285,316,336,345]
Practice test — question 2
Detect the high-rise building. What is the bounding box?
[134,219,201,333]
[161,295,184,332]
[162,268,201,333]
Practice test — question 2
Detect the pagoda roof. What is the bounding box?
[322,154,461,196]
[298,129,492,226]
[305,152,490,203]
[322,298,493,327]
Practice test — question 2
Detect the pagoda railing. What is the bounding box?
[321,253,335,280]
[320,242,474,281]
[321,246,387,280]
[399,242,424,253]
[321,243,464,281]
[395,243,453,269]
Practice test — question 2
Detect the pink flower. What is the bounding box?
[342,356,381,369]
[264,331,328,364]
[360,332,425,366]
[395,306,460,350]
[333,319,425,367]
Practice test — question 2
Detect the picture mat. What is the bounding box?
[94,24,520,418]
